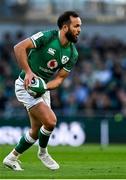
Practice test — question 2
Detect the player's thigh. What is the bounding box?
[29,102,57,129]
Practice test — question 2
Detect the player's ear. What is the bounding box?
[62,24,68,32]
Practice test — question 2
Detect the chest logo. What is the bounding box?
[61,56,69,64]
[47,48,56,56]
[47,59,58,69]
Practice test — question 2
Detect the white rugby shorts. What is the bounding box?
[15,77,50,110]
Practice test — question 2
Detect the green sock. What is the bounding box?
[15,131,36,154]
[39,126,52,148]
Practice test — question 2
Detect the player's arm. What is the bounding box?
[14,38,34,72]
[14,38,37,89]
[46,69,69,90]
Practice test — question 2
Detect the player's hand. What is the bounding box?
[24,70,38,90]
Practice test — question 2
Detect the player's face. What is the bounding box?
[65,16,82,43]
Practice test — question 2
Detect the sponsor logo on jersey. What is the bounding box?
[61,56,69,64]
[47,48,56,56]
[47,59,58,69]
[39,67,54,74]
[31,32,43,40]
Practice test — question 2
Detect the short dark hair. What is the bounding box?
[57,11,79,29]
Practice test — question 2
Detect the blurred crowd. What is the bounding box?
[1,30,126,118]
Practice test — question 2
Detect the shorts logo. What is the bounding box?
[47,59,58,69]
[61,56,69,64]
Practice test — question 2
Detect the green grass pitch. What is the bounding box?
[0,144,126,179]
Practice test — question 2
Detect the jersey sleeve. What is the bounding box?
[63,52,78,72]
[30,31,53,48]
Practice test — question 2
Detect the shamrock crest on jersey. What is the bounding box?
[61,56,69,64]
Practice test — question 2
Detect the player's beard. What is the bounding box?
[65,28,78,43]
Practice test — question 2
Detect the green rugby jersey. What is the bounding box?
[19,30,78,83]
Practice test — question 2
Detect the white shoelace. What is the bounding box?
[42,154,55,165]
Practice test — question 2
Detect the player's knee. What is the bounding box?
[45,117,57,131]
